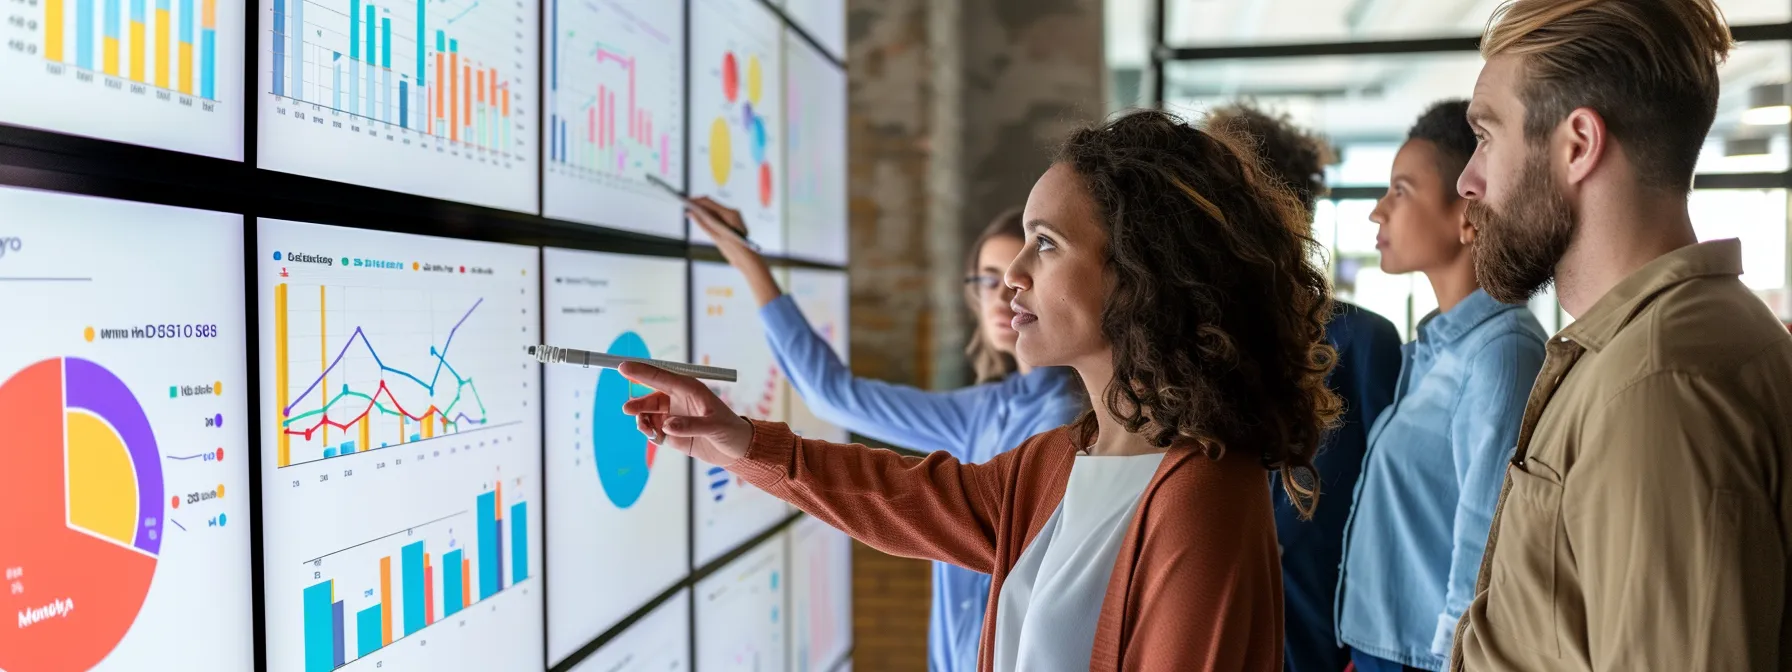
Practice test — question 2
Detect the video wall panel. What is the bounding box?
[688,0,785,253]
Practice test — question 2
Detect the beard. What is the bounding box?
[1466,148,1577,304]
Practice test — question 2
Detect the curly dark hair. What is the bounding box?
[1207,101,1335,216]
[1407,99,1476,199]
[1057,109,1342,518]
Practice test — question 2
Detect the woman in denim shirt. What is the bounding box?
[1335,100,1546,671]
[687,198,1083,672]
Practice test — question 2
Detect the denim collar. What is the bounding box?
[1415,288,1510,345]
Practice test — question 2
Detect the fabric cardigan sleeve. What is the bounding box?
[760,295,1003,460]
[729,419,1021,574]
[1433,330,1545,656]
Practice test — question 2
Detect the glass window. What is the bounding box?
[1696,41,1791,174]
[1690,190,1788,319]
[1165,0,1789,48]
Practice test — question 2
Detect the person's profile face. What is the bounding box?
[972,235,1024,354]
[1004,163,1111,370]
[1369,139,1469,275]
[1461,54,1577,304]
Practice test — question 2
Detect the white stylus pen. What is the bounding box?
[526,345,738,383]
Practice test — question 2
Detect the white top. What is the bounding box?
[991,452,1167,672]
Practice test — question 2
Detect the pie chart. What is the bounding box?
[591,332,658,509]
[0,357,164,671]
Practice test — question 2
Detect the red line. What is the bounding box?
[282,379,447,438]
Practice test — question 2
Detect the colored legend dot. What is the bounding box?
[412,261,420,270]
[83,326,95,342]
[170,386,179,398]
[219,513,228,527]
[213,413,223,427]
[216,448,225,461]
[214,381,222,395]
[273,251,283,260]
[215,485,225,499]
[170,496,180,509]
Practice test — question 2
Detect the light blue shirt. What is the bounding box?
[760,295,1083,672]
[1335,289,1546,670]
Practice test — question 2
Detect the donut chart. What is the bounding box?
[591,332,658,509]
[1,357,164,671]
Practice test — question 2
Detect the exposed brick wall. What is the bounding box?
[842,0,1104,669]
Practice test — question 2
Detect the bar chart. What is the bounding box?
[541,0,685,236]
[296,479,532,672]
[258,219,543,672]
[0,0,242,158]
[257,0,538,212]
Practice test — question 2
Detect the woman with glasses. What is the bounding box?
[686,197,1083,672]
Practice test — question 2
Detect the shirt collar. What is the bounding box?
[1559,239,1744,351]
[1416,288,1509,345]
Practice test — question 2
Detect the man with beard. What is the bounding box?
[1208,101,1404,672]
[1448,0,1792,670]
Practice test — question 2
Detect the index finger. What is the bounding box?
[618,361,709,396]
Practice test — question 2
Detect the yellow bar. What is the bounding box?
[359,417,370,459]
[153,8,168,88]
[379,557,393,645]
[103,37,119,75]
[422,415,433,439]
[178,42,192,94]
[320,285,328,447]
[46,0,63,61]
[275,284,290,467]
[398,415,405,446]
[129,20,143,81]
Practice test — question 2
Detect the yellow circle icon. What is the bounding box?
[214,381,223,396]
[747,55,763,106]
[83,326,95,342]
[216,485,225,499]
[709,117,733,186]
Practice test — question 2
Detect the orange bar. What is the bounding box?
[448,52,459,141]
[476,69,484,105]
[500,85,508,118]
[460,558,471,608]
[275,284,290,467]
[379,556,393,645]
[399,415,406,445]
[359,416,369,458]
[495,480,503,520]
[424,554,434,623]
[423,415,433,439]
[462,64,471,135]
[486,68,495,115]
[434,52,444,130]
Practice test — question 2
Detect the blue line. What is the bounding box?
[166,452,211,461]
[171,519,187,531]
[285,299,483,416]
[445,0,477,24]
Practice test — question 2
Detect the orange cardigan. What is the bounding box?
[730,420,1284,671]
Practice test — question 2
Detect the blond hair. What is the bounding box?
[1481,0,1733,190]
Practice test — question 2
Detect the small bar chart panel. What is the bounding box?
[257,219,544,672]
[257,0,539,211]
[0,0,243,158]
[543,0,685,237]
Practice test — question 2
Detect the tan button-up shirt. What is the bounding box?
[1450,239,1792,670]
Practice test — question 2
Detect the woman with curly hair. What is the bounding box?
[621,109,1340,670]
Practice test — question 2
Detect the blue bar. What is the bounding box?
[510,502,527,584]
[77,0,93,69]
[494,515,504,588]
[549,0,556,92]
[402,540,425,636]
[332,52,341,110]
[559,119,566,164]
[435,29,443,52]
[380,17,391,122]
[129,0,141,24]
[177,0,190,45]
[332,600,345,668]
[476,491,497,599]
[348,0,358,113]
[399,79,408,129]
[324,447,337,458]
[303,581,334,672]
[292,0,303,101]
[200,28,213,98]
[103,0,118,38]
[356,604,382,657]
[364,5,375,118]
[340,442,355,454]
[443,549,463,617]
[409,434,421,442]
[270,0,284,96]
